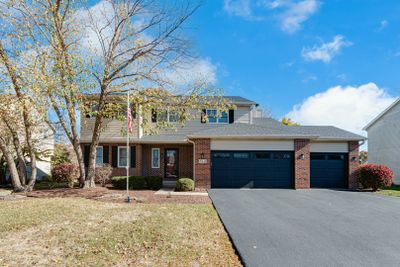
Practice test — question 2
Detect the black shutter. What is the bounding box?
[111,146,118,167]
[130,146,136,168]
[201,109,206,123]
[84,145,90,167]
[229,109,234,124]
[103,146,109,164]
[151,109,157,123]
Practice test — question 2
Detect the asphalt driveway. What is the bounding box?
[208,189,400,267]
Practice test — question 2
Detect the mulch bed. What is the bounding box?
[21,186,211,204]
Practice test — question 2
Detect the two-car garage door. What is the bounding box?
[211,150,348,189]
[211,151,293,188]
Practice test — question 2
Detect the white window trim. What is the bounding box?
[153,109,179,123]
[206,109,229,124]
[151,148,160,168]
[96,146,103,166]
[118,146,129,168]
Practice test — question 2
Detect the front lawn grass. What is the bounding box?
[377,185,400,197]
[0,198,241,266]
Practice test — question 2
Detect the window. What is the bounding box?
[118,147,128,167]
[274,152,291,159]
[206,109,228,124]
[153,110,179,123]
[96,146,103,166]
[213,152,231,158]
[233,152,249,159]
[311,154,325,160]
[151,148,160,168]
[328,154,344,160]
[254,152,271,159]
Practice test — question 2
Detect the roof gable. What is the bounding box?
[363,98,400,130]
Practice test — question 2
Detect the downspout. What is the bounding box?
[187,139,196,185]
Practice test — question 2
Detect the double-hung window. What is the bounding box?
[118,147,128,167]
[206,109,228,124]
[96,146,103,166]
[151,148,160,168]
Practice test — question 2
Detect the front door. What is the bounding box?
[165,149,179,179]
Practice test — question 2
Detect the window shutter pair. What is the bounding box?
[84,145,110,167]
[111,146,136,168]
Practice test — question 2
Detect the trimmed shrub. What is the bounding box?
[175,178,194,192]
[51,163,79,188]
[95,164,113,186]
[357,164,394,191]
[146,176,163,190]
[111,176,147,190]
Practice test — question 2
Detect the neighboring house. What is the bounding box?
[363,98,400,185]
[81,96,365,189]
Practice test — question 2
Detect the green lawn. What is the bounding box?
[377,185,400,197]
[0,198,241,266]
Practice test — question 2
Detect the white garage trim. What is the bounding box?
[211,140,294,151]
[310,142,348,153]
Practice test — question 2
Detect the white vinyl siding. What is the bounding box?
[310,142,348,153]
[211,140,294,151]
[151,148,160,168]
[367,102,400,184]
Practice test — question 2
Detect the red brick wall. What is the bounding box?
[294,139,310,189]
[348,141,360,189]
[141,144,193,179]
[193,139,211,189]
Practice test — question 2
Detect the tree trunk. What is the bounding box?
[84,90,107,188]
[0,137,24,192]
[4,119,27,184]
[72,141,86,187]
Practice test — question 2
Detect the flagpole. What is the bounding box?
[126,89,131,203]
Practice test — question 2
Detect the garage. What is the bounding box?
[310,153,347,188]
[211,151,293,188]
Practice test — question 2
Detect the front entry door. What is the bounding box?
[165,149,179,179]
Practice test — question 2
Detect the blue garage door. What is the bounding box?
[310,153,347,188]
[211,151,293,188]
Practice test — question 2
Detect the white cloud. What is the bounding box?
[164,58,218,86]
[378,20,389,31]
[286,83,397,135]
[278,0,320,33]
[301,35,352,63]
[223,0,253,19]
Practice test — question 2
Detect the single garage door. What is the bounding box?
[310,153,347,188]
[211,151,293,188]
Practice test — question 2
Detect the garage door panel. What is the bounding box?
[211,151,293,188]
[311,153,347,188]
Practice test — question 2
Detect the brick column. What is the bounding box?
[193,139,211,189]
[348,141,360,189]
[294,139,310,189]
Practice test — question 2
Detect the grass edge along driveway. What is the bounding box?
[0,198,241,266]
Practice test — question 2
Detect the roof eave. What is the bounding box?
[187,135,320,140]
[363,98,400,130]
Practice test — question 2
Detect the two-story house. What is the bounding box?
[81,96,365,189]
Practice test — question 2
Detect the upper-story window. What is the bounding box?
[206,109,228,124]
[152,110,179,123]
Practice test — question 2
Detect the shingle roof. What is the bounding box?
[185,118,366,141]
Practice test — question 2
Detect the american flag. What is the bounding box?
[127,107,133,133]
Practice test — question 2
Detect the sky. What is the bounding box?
[181,0,400,136]
[81,0,400,138]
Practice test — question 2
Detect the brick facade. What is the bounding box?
[348,141,360,189]
[294,139,310,189]
[142,144,193,179]
[192,139,211,189]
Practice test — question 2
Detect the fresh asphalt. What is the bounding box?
[208,189,400,267]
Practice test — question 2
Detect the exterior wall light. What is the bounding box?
[351,156,357,162]
[201,153,205,159]
[299,154,305,160]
